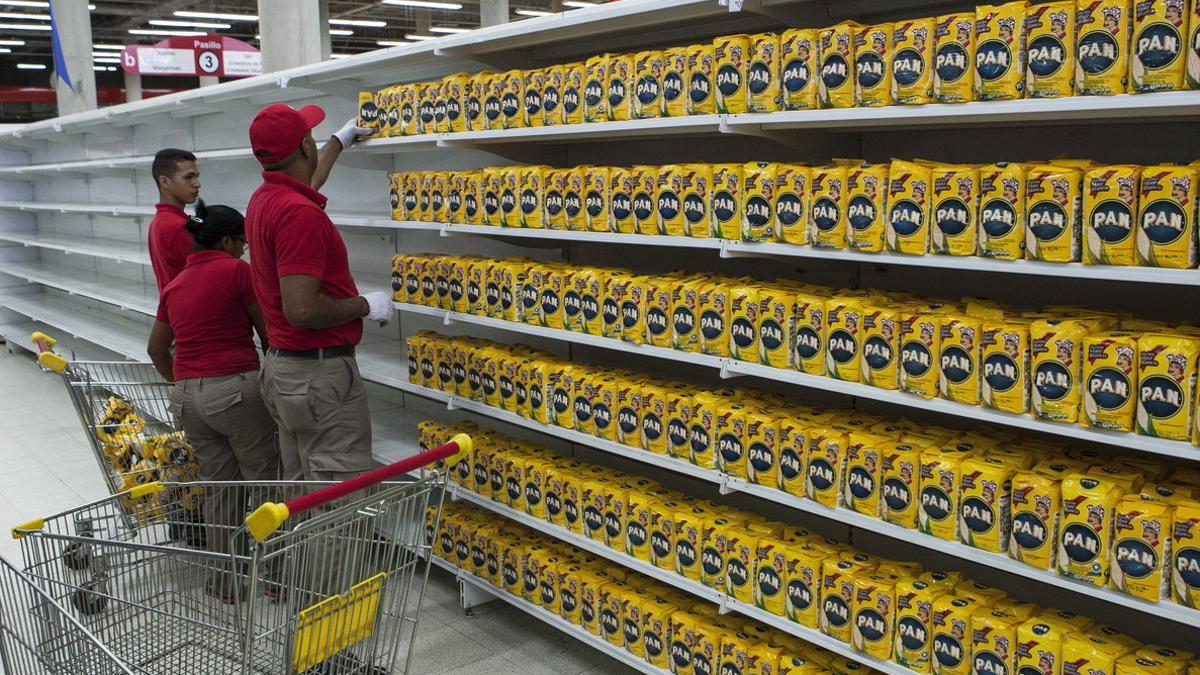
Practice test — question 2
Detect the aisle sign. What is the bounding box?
[120,35,261,78]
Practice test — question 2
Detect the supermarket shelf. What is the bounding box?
[426,554,664,675]
[0,231,150,266]
[445,483,912,675]
[0,147,253,178]
[0,292,150,361]
[0,319,127,362]
[443,224,724,250]
[0,261,157,316]
[390,303,1200,460]
[362,371,1200,628]
[0,201,155,217]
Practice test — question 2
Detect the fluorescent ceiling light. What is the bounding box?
[563,0,597,6]
[0,11,49,20]
[128,29,206,37]
[174,10,257,22]
[430,26,470,33]
[93,57,120,63]
[381,0,463,9]
[0,1,48,7]
[330,53,353,59]
[376,39,408,46]
[148,19,231,29]
[404,34,435,40]
[16,62,44,69]
[93,65,108,71]
[330,18,386,28]
[0,48,10,53]
[93,44,124,50]
[515,10,552,17]
[0,39,24,45]
[329,28,354,36]
[0,22,48,30]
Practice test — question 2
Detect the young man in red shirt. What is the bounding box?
[149,149,201,293]
[244,104,387,484]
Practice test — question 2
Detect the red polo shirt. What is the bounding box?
[149,203,194,293]
[245,171,362,351]
[156,251,260,380]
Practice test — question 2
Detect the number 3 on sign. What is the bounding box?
[198,51,220,74]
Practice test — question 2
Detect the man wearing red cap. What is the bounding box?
[244,103,390,486]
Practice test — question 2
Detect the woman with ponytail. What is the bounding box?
[147,200,281,602]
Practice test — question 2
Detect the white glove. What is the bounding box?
[333,118,375,149]
[361,291,393,323]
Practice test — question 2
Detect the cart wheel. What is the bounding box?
[62,542,92,571]
[71,579,108,615]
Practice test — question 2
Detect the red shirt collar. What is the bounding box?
[261,171,328,209]
[155,203,188,218]
[185,250,234,266]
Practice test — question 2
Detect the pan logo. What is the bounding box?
[748,59,773,94]
[544,489,562,519]
[783,57,811,93]
[933,633,965,669]
[731,315,756,350]
[658,189,681,221]
[1176,547,1200,591]
[718,432,743,466]
[941,344,973,384]
[611,191,633,221]
[936,197,971,237]
[1136,22,1182,71]
[847,465,874,500]
[973,651,1007,675]
[1028,33,1067,76]
[563,289,582,320]
[726,555,750,590]
[676,538,697,569]
[983,352,1019,392]
[748,442,774,475]
[890,198,924,237]
[671,640,692,672]
[1090,199,1133,243]
[863,334,893,372]
[608,75,627,107]
[1028,199,1067,242]
[896,616,927,652]
[644,630,664,660]
[901,340,933,377]
[637,74,661,105]
[634,189,655,221]
[602,295,620,327]
[757,563,781,599]
[542,83,560,116]
[883,476,912,513]
[545,189,564,219]
[690,69,712,103]
[1061,522,1101,564]
[592,400,611,432]
[976,39,1013,81]
[745,194,772,231]
[936,41,968,82]
[627,519,648,549]
[1140,198,1187,245]
[776,191,803,227]
[822,594,850,628]
[855,608,888,643]
[1087,367,1130,410]
[808,457,835,493]
[466,94,481,123]
[1113,538,1157,579]
[690,423,711,456]
[563,84,580,115]
[643,409,664,442]
[828,328,857,364]
[812,196,840,232]
[684,192,707,226]
[795,325,821,362]
[717,63,742,97]
[856,49,886,89]
[961,496,995,534]
[401,101,416,127]
[848,194,878,231]
[779,445,802,482]
[821,52,849,89]
[892,46,925,86]
[1034,360,1072,401]
[574,394,593,425]
[920,485,951,521]
[446,96,462,123]
[581,292,600,324]
[584,77,604,107]
[701,308,725,342]
[483,95,501,123]
[787,576,813,611]
[1012,510,1047,551]
[500,91,520,119]
[712,190,737,224]
[664,67,684,102]
[1079,29,1119,74]
[668,415,689,448]
[760,317,784,352]
[564,497,579,526]
[1140,374,1184,419]
[673,305,695,337]
[651,527,672,560]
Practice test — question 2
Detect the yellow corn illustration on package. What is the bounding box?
[900,311,941,399]
[861,303,900,389]
[699,281,731,357]
[758,287,796,369]
[958,455,1016,554]
[793,292,826,376]
[1082,332,1138,431]
[854,23,893,107]
[729,282,760,362]
[714,34,750,114]
[846,163,888,252]
[1025,164,1082,262]
[892,18,935,104]
[780,28,818,110]
[975,1,1029,101]
[1171,499,1200,608]
[633,50,664,119]
[711,163,743,239]
[931,164,979,256]
[810,165,849,248]
[1083,164,1140,265]
[882,442,921,528]
[819,21,858,108]
[607,54,634,122]
[1059,474,1125,586]
[686,42,715,115]
[1031,318,1092,423]
[681,163,713,237]
[844,431,887,517]
[888,159,934,254]
[1132,0,1189,92]
[851,574,897,660]
[1136,332,1199,440]
[978,162,1027,259]
[631,165,659,236]
[1110,495,1173,601]
[583,54,609,122]
[742,161,777,242]
[748,32,781,112]
[934,13,977,102]
[1025,1,1077,98]
[1136,164,1198,268]
[775,163,810,244]
[1010,469,1062,570]
[825,297,865,382]
[661,47,688,117]
[981,318,1031,413]
[938,314,982,406]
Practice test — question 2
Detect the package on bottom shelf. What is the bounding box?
[421,418,1197,674]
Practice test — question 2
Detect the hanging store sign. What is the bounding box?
[119,35,261,78]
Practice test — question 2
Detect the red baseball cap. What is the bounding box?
[249,103,325,164]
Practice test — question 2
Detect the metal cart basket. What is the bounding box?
[29,332,194,499]
[5,434,472,675]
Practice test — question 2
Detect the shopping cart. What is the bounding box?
[29,332,194,500]
[6,434,472,675]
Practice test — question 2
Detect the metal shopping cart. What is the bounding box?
[4,434,472,675]
[29,332,195,500]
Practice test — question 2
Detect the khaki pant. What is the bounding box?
[170,371,281,595]
[260,351,376,601]
[260,351,374,482]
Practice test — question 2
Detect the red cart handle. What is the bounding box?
[246,434,472,542]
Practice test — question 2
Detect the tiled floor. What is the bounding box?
[0,345,637,675]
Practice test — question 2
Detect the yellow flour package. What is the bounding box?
[957,455,1016,554]
[892,17,936,104]
[1083,164,1141,265]
[939,313,983,406]
[711,164,743,240]
[825,297,865,382]
[854,23,893,107]
[975,1,1029,101]
[1132,0,1189,92]
[632,50,664,120]
[1135,332,1199,441]
[1024,1,1077,98]
[1081,332,1138,432]
[714,34,751,114]
[686,42,716,115]
[607,53,634,122]
[742,161,778,242]
[846,163,888,252]
[887,159,934,255]
[1030,318,1092,423]
[1171,499,1200,608]
[780,28,819,110]
[583,55,609,122]
[861,303,901,389]
[1010,469,1062,571]
[1076,0,1134,95]
[810,165,849,248]
[748,32,782,112]
[1136,164,1198,269]
[775,164,810,244]
[900,311,942,399]
[819,21,859,108]
[1110,495,1173,601]
[934,12,977,102]
[662,47,688,117]
[1059,473,1124,586]
[978,162,1027,260]
[1025,164,1083,263]
[931,164,979,256]
[681,163,713,237]
[793,292,826,376]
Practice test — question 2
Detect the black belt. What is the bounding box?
[269,345,355,360]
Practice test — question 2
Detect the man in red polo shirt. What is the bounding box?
[149,148,201,292]
[244,103,388,485]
